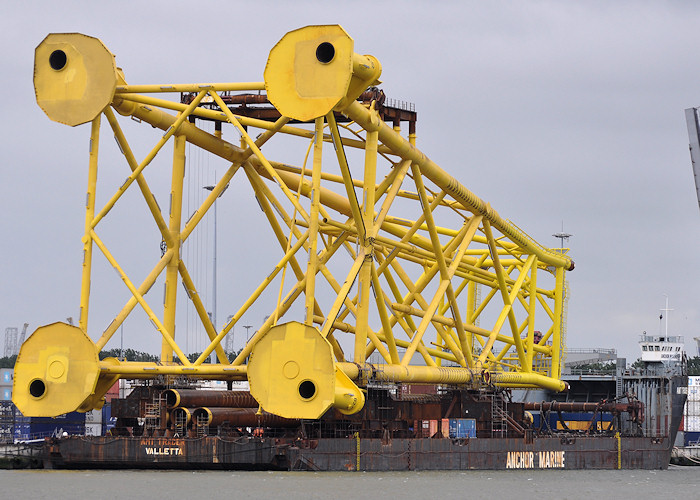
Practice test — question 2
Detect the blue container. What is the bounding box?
[684,431,700,446]
[1,387,11,401]
[102,403,117,433]
[13,410,86,440]
[0,369,12,385]
[449,418,476,438]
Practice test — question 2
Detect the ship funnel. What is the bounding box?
[264,25,382,121]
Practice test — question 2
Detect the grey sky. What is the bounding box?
[1,1,699,363]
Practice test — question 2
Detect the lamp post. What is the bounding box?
[552,221,572,252]
[204,185,218,364]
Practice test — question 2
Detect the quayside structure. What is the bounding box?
[15,25,574,420]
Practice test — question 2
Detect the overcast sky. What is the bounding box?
[1,1,699,364]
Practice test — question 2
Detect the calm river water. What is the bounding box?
[1,467,699,499]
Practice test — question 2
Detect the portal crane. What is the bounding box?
[15,26,573,419]
[18,323,28,350]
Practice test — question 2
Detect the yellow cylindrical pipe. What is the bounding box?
[161,134,186,363]
[343,101,573,272]
[336,362,567,392]
[79,116,100,333]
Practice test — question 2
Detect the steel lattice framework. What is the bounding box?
[15,26,573,418]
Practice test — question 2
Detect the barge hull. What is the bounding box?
[43,435,672,470]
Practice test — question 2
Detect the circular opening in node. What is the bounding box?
[29,379,46,399]
[298,380,317,400]
[49,50,67,71]
[316,42,335,64]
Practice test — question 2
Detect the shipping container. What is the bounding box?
[685,416,700,432]
[13,410,86,441]
[85,408,102,424]
[1,387,11,401]
[0,368,12,385]
[532,411,613,431]
[684,431,700,446]
[688,386,700,401]
[412,420,431,438]
[105,381,120,402]
[429,419,438,438]
[441,418,450,438]
[102,403,117,433]
[449,418,476,438]
[85,423,102,436]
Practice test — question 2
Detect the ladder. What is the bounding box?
[490,393,508,438]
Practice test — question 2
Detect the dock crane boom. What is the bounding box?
[685,107,700,213]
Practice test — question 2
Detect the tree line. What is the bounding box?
[3,353,700,375]
[0,348,242,368]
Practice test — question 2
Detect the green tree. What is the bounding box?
[0,355,17,369]
[99,348,158,362]
[687,356,700,376]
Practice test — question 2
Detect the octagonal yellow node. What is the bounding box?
[247,322,364,419]
[13,322,101,417]
[34,33,118,127]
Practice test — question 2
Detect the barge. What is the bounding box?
[40,365,685,470]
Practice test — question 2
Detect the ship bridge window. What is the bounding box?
[655,346,660,351]
[643,346,648,351]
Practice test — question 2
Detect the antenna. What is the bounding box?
[660,294,673,337]
[552,221,573,251]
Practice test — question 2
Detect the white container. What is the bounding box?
[85,409,102,424]
[685,416,700,432]
[85,423,102,437]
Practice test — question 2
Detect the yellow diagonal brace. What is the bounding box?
[94,249,172,351]
[193,230,310,365]
[90,230,191,366]
[244,164,345,360]
[180,115,289,242]
[478,226,535,366]
[232,231,350,365]
[94,91,208,230]
[104,107,171,246]
[410,163,480,367]
[320,251,365,339]
[370,260,399,364]
[374,160,411,231]
[209,91,311,224]
[327,111,366,242]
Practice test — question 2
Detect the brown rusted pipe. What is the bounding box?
[523,401,642,413]
[192,407,299,428]
[170,407,195,428]
[163,389,258,409]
